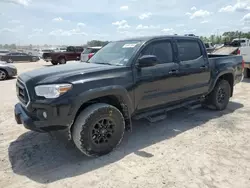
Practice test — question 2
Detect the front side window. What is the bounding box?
[141,41,173,63]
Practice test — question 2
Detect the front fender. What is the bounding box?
[71,85,133,117]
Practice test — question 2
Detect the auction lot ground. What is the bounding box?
[0,60,250,188]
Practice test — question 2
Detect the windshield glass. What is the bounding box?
[88,40,142,66]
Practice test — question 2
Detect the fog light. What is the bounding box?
[42,111,47,119]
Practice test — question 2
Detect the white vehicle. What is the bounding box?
[232,38,250,47]
[234,38,250,78]
[80,46,102,62]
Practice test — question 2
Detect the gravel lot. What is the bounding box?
[0,60,250,188]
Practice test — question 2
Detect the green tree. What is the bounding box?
[3,44,8,49]
[9,44,16,49]
[87,40,109,47]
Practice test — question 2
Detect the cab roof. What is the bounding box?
[117,35,200,42]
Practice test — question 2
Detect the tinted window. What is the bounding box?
[66,46,75,52]
[8,53,19,56]
[83,48,100,54]
[142,41,173,63]
[177,40,202,61]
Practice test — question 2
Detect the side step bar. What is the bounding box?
[133,99,203,122]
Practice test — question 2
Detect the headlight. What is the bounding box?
[35,84,72,99]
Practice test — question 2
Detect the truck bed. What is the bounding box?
[208,54,243,84]
[211,46,239,55]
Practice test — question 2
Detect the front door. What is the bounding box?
[175,39,211,99]
[134,39,181,111]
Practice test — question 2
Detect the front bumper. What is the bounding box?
[9,68,17,77]
[14,103,73,132]
[14,103,44,132]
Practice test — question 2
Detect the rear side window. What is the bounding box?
[142,41,173,63]
[83,48,100,54]
[177,40,202,61]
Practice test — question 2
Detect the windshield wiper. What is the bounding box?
[92,62,113,65]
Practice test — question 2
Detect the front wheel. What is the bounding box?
[51,60,58,65]
[0,69,8,81]
[72,103,125,157]
[204,79,231,110]
[7,58,13,63]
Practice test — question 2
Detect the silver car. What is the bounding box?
[80,46,102,62]
[0,61,17,80]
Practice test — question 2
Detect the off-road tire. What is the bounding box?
[51,61,58,65]
[72,103,125,157]
[204,79,231,111]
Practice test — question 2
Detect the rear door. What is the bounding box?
[134,39,181,111]
[10,53,21,61]
[20,53,31,61]
[176,39,210,99]
[65,46,77,61]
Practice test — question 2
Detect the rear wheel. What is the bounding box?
[30,57,37,62]
[72,103,125,157]
[58,57,66,64]
[51,61,58,65]
[204,79,231,110]
[0,69,8,81]
[7,58,13,63]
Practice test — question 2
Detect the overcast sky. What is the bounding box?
[1,0,250,45]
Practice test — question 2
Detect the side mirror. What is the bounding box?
[137,55,157,68]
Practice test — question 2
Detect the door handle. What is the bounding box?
[169,69,178,74]
[200,65,208,69]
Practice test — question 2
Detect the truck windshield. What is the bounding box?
[88,40,142,66]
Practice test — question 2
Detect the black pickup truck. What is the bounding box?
[14,35,244,157]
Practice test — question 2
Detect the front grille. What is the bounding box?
[16,79,29,106]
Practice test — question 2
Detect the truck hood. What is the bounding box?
[20,62,121,84]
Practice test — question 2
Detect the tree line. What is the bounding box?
[1,31,250,49]
[199,31,250,44]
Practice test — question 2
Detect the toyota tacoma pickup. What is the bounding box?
[14,35,244,157]
[42,46,84,65]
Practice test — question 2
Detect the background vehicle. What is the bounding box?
[80,46,102,62]
[1,52,40,63]
[14,35,244,157]
[54,47,67,52]
[0,61,17,80]
[212,38,250,78]
[37,49,55,58]
[204,42,215,53]
[233,38,250,78]
[0,49,10,58]
[42,46,84,65]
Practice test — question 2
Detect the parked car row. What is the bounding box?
[0,61,17,80]
[42,45,103,65]
[0,52,40,63]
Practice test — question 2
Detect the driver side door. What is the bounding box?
[134,39,181,111]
